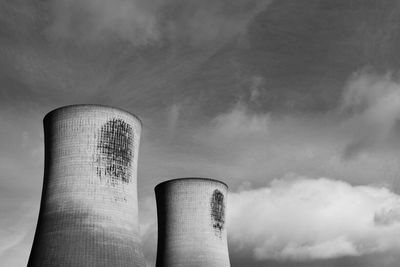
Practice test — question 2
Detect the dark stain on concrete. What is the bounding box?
[211,189,225,237]
[96,119,133,185]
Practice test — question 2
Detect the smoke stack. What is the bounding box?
[28,105,146,267]
[155,178,231,267]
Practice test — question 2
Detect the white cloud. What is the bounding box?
[228,177,400,261]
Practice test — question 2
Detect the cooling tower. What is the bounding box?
[28,105,146,267]
[155,178,231,267]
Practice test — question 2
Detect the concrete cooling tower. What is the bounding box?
[28,105,146,267]
[155,178,231,267]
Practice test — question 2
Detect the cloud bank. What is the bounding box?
[228,177,400,261]
[234,178,400,262]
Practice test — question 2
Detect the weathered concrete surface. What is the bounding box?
[28,105,145,267]
[155,178,231,267]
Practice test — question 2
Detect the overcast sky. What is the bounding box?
[2,0,400,266]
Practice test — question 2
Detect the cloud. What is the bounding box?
[44,0,271,45]
[212,102,270,138]
[228,177,400,261]
[138,196,158,266]
[340,69,400,159]
[0,201,37,267]
[179,101,400,190]
[158,0,272,46]
[46,0,159,45]
[166,103,181,137]
[249,75,265,104]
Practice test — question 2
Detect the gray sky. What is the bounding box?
[2,0,400,266]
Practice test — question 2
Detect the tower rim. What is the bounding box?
[155,177,229,190]
[43,104,143,127]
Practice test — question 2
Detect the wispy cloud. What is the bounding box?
[45,0,271,46]
[211,102,270,138]
[46,0,159,45]
[0,202,37,267]
[175,101,400,189]
[340,69,400,159]
[139,196,157,266]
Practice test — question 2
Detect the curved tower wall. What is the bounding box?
[155,178,231,267]
[28,105,145,267]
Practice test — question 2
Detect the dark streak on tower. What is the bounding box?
[211,189,225,237]
[96,119,133,185]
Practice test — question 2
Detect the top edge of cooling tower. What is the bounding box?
[155,177,228,190]
[43,104,143,126]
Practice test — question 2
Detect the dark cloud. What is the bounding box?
[44,0,271,46]
[241,0,400,112]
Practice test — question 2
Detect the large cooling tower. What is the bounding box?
[28,105,146,267]
[155,178,231,267]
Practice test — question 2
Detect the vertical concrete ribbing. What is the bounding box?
[155,178,231,267]
[28,105,145,267]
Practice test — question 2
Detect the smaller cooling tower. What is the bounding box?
[155,178,231,267]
